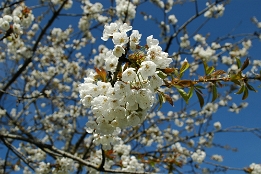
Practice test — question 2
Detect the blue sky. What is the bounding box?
[3,0,261,173]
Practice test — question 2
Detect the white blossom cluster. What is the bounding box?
[0,108,6,118]
[211,154,223,162]
[180,34,190,48]
[199,103,219,117]
[114,142,144,172]
[191,149,206,163]
[228,102,248,114]
[35,157,74,174]
[251,16,261,29]
[252,59,261,73]
[40,111,75,140]
[18,143,46,162]
[249,163,261,174]
[229,40,252,58]
[79,22,172,149]
[168,14,178,25]
[0,3,34,35]
[43,0,73,10]
[86,141,144,173]
[214,121,222,130]
[149,0,175,12]
[116,0,136,21]
[193,45,216,61]
[204,2,225,18]
[170,142,189,164]
[0,3,35,60]
[191,35,222,63]
[150,0,165,9]
[78,1,109,41]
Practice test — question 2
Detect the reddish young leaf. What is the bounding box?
[164,94,174,106]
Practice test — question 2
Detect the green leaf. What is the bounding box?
[242,87,249,100]
[231,79,241,86]
[230,72,243,81]
[177,88,189,104]
[149,160,156,167]
[235,85,245,94]
[173,69,179,77]
[212,84,218,102]
[157,92,165,110]
[206,66,215,76]
[188,86,194,100]
[195,89,204,108]
[157,71,167,79]
[240,57,250,72]
[246,83,257,92]
[203,61,208,75]
[210,70,226,77]
[235,57,241,69]
[195,85,205,89]
[179,59,189,74]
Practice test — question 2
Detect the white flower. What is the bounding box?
[104,54,119,72]
[97,81,111,95]
[0,108,6,117]
[191,149,206,163]
[214,121,222,130]
[175,119,184,127]
[13,23,23,34]
[122,68,137,82]
[228,103,240,114]
[194,34,206,44]
[249,163,261,174]
[222,56,233,65]
[35,162,51,174]
[81,94,93,108]
[150,73,163,89]
[79,83,96,97]
[119,23,132,33]
[146,45,162,62]
[126,89,137,107]
[180,34,190,48]
[112,32,129,46]
[127,111,141,126]
[96,119,115,135]
[114,81,131,98]
[211,42,221,49]
[146,35,159,47]
[91,95,110,109]
[115,0,136,20]
[211,154,223,162]
[101,22,119,41]
[130,30,141,45]
[0,20,10,30]
[136,88,154,110]
[112,106,126,120]
[112,44,125,57]
[63,0,73,9]
[13,16,20,23]
[204,3,225,18]
[138,61,157,79]
[168,14,178,25]
[3,15,13,22]
[55,157,74,172]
